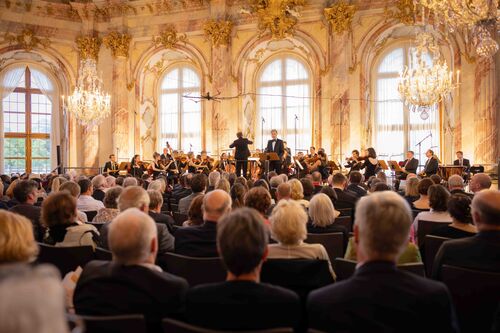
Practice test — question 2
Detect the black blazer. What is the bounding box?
[453,158,470,167]
[424,157,439,175]
[229,138,253,160]
[265,138,284,159]
[103,161,119,175]
[432,230,500,280]
[403,157,419,174]
[92,189,105,202]
[307,261,459,333]
[9,204,44,241]
[174,221,218,257]
[74,260,188,332]
[333,188,357,210]
[346,183,367,198]
[149,211,175,234]
[186,280,301,331]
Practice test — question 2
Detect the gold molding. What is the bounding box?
[103,31,132,58]
[203,19,233,47]
[384,0,417,25]
[76,36,102,61]
[324,1,356,34]
[152,25,187,49]
[3,29,51,51]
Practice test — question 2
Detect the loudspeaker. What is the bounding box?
[56,145,62,174]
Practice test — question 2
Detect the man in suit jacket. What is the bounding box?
[399,150,419,179]
[447,174,474,198]
[421,149,439,176]
[103,154,119,177]
[453,151,470,170]
[186,208,301,331]
[346,171,367,199]
[265,129,284,174]
[174,190,231,257]
[178,174,206,215]
[330,173,357,209]
[433,190,500,279]
[8,180,44,241]
[74,209,188,332]
[307,192,459,333]
[229,131,253,178]
[147,189,175,234]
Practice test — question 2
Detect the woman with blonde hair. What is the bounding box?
[268,199,336,280]
[287,178,309,208]
[307,194,347,245]
[0,211,39,264]
[50,176,68,193]
[404,177,420,205]
[215,178,231,194]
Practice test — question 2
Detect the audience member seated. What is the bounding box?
[8,180,44,241]
[207,171,220,193]
[182,195,204,227]
[92,186,122,222]
[346,171,367,198]
[76,179,104,212]
[433,190,500,279]
[105,175,116,188]
[411,178,433,210]
[230,183,247,209]
[244,186,272,225]
[269,176,283,201]
[300,178,315,201]
[403,177,420,205]
[41,192,99,248]
[0,264,68,333]
[288,179,309,209]
[147,190,175,233]
[468,173,492,193]
[215,178,230,193]
[172,174,193,201]
[74,208,188,332]
[308,191,459,333]
[373,182,391,192]
[447,175,473,198]
[330,173,357,210]
[122,177,138,188]
[99,186,174,256]
[431,194,477,239]
[4,179,19,206]
[430,174,442,185]
[179,174,206,215]
[186,208,301,331]
[175,190,231,257]
[59,181,88,223]
[413,185,452,233]
[91,175,106,201]
[307,193,347,246]
[311,172,323,195]
[268,200,336,280]
[0,211,38,264]
[253,179,270,192]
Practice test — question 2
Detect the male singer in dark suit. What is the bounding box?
[103,154,119,177]
[229,131,253,177]
[453,151,470,169]
[398,150,419,179]
[420,149,439,177]
[265,129,284,174]
[307,192,459,333]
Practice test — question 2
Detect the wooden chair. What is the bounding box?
[334,216,353,232]
[95,247,112,261]
[333,258,426,281]
[441,265,500,333]
[305,232,344,262]
[37,243,94,276]
[417,220,451,247]
[85,221,106,232]
[84,210,98,221]
[398,262,426,277]
[162,318,293,333]
[68,313,147,333]
[163,253,226,286]
[173,212,189,226]
[423,235,451,277]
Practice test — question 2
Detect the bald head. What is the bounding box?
[108,208,157,265]
[469,173,492,193]
[118,186,150,212]
[471,190,500,229]
[276,183,291,201]
[202,189,231,222]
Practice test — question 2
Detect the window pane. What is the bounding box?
[4,138,26,157]
[286,59,308,81]
[30,68,53,92]
[31,159,51,174]
[31,138,51,158]
[259,85,283,134]
[260,59,282,82]
[3,92,26,133]
[161,68,179,90]
[379,48,404,73]
[182,68,200,88]
[4,158,25,174]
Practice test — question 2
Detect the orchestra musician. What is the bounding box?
[151,152,168,178]
[130,154,145,177]
[398,151,419,180]
[361,147,379,178]
[307,146,317,159]
[198,151,213,176]
[265,129,284,173]
[419,149,439,177]
[229,131,253,178]
[453,151,470,170]
[103,154,119,177]
[295,152,309,179]
[345,150,362,172]
[282,141,293,174]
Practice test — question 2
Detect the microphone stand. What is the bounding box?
[294,114,298,155]
[261,117,265,151]
[416,132,433,170]
[215,113,219,157]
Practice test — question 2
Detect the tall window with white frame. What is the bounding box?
[375,45,441,164]
[257,56,311,153]
[2,66,52,174]
[159,66,202,153]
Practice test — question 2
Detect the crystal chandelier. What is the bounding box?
[62,58,111,127]
[398,33,459,120]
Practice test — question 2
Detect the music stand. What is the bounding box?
[378,160,389,170]
[388,160,403,173]
[118,162,130,176]
[259,152,280,175]
[328,160,340,171]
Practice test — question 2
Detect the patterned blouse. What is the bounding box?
[92,208,119,223]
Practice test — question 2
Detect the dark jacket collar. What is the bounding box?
[476,230,500,241]
[355,261,397,275]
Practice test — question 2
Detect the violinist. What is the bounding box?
[151,152,167,178]
[187,152,198,174]
[345,149,362,172]
[216,153,229,173]
[308,148,327,172]
[130,154,145,178]
[198,151,213,175]
[295,152,309,179]
[307,146,317,159]
[316,148,329,179]
[282,141,293,174]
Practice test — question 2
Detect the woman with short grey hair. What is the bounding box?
[93,186,123,222]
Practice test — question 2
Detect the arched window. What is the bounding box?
[374,45,441,163]
[257,56,311,153]
[159,66,201,153]
[1,66,53,174]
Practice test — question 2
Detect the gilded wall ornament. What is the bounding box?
[3,29,51,51]
[103,31,132,58]
[152,25,187,49]
[76,36,102,61]
[243,0,306,39]
[203,20,233,47]
[324,1,356,34]
[384,0,417,25]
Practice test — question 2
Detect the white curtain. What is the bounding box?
[30,67,60,170]
[0,67,25,174]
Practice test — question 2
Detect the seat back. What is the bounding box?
[84,210,98,221]
[441,265,500,333]
[337,208,352,217]
[95,247,112,261]
[424,235,450,277]
[37,243,94,276]
[68,314,147,333]
[417,220,451,247]
[261,259,334,300]
[163,253,226,286]
[173,212,189,226]
[304,233,344,262]
[333,258,426,280]
[85,221,106,231]
[170,204,179,212]
[162,318,294,333]
[397,262,425,277]
[334,216,353,232]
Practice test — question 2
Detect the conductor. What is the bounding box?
[229,131,253,177]
[265,129,284,174]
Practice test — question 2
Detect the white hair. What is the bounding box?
[447,175,464,189]
[123,177,138,188]
[270,176,284,188]
[105,176,116,188]
[147,180,163,192]
[308,193,336,227]
[270,199,308,245]
[91,174,106,190]
[208,171,221,187]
